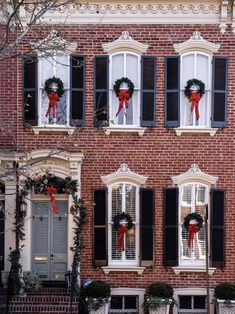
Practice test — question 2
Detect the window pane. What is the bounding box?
[126,185,136,220]
[214,59,226,90]
[126,54,138,87]
[71,91,83,120]
[71,56,84,89]
[124,296,137,309]
[142,93,154,121]
[24,58,36,88]
[197,54,209,86]
[56,55,69,87]
[213,93,226,122]
[96,58,108,89]
[40,57,54,86]
[112,54,124,84]
[194,296,206,309]
[182,185,192,205]
[182,54,194,87]
[110,296,122,309]
[179,296,192,309]
[24,91,36,121]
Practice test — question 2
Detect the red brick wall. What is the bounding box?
[1,24,235,290]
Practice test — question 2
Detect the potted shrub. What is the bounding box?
[214,282,235,313]
[85,280,111,314]
[143,282,174,314]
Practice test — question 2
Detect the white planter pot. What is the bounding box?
[1,271,9,288]
[88,301,109,314]
[149,304,170,314]
[216,299,235,314]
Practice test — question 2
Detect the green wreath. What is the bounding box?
[183,212,203,230]
[113,212,134,230]
[113,77,135,98]
[184,79,205,98]
[44,76,64,97]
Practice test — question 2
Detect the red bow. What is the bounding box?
[187,224,199,248]
[47,186,58,214]
[115,226,128,251]
[45,92,59,118]
[189,91,201,120]
[116,90,130,117]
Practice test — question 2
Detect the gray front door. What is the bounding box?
[32,201,68,281]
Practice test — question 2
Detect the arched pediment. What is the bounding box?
[101,164,148,186]
[172,164,218,186]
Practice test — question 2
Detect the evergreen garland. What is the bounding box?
[7,248,22,296]
[44,76,64,97]
[113,212,133,230]
[12,172,86,297]
[183,212,203,230]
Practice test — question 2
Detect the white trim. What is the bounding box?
[173,31,220,55]
[111,287,145,314]
[102,266,145,275]
[104,126,146,136]
[174,127,218,136]
[219,0,229,34]
[32,126,76,135]
[173,287,214,314]
[101,164,148,186]
[103,31,148,54]
[172,164,218,186]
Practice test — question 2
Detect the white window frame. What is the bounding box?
[180,51,212,128]
[110,288,145,314]
[109,51,141,128]
[38,53,70,127]
[173,288,214,314]
[108,182,140,267]
[179,183,209,267]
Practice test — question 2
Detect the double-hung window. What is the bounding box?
[165,32,228,133]
[163,165,225,270]
[93,165,154,271]
[94,32,156,131]
[23,54,85,129]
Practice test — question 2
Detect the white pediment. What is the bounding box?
[172,164,218,186]
[102,31,149,54]
[173,31,220,54]
[101,164,148,186]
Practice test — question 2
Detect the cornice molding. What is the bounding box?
[173,31,220,54]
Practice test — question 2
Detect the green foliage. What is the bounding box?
[184,78,205,98]
[113,77,135,98]
[44,76,64,97]
[148,282,173,298]
[23,271,42,292]
[86,296,109,311]
[215,282,235,300]
[143,295,173,310]
[8,248,22,296]
[113,212,133,230]
[183,212,203,230]
[86,281,111,299]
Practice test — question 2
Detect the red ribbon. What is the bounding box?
[47,186,58,214]
[187,224,199,248]
[116,90,130,117]
[189,91,201,120]
[115,226,128,251]
[45,92,59,118]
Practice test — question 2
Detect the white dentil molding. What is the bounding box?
[101,163,148,186]
[102,31,149,54]
[173,31,220,54]
[172,164,218,186]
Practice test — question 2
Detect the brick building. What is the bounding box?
[0,1,234,313]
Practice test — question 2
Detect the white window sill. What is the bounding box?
[174,127,218,137]
[102,266,145,275]
[172,266,216,275]
[32,125,75,135]
[104,126,146,136]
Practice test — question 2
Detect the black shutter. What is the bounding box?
[210,189,225,268]
[0,212,4,271]
[211,57,228,128]
[140,188,154,266]
[93,189,107,266]
[70,55,85,126]
[141,56,156,127]
[163,188,178,266]
[165,57,180,127]
[23,55,38,125]
[94,56,109,127]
